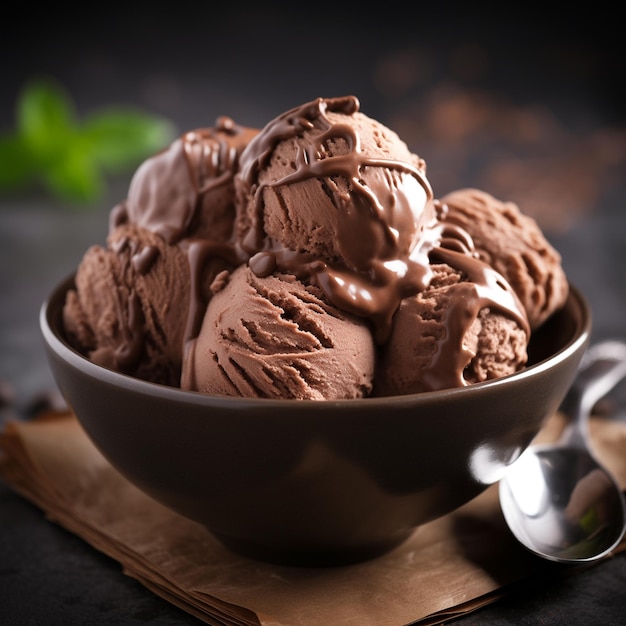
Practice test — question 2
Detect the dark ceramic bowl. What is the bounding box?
[41,274,591,566]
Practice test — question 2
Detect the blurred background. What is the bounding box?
[1,2,624,402]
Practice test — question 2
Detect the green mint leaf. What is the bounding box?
[43,143,104,203]
[0,133,37,189]
[17,77,77,165]
[1,75,177,205]
[82,108,176,172]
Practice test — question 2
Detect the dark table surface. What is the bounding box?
[2,5,626,624]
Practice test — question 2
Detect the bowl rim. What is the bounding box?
[41,273,592,410]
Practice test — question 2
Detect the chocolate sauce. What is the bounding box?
[131,244,159,275]
[119,118,255,245]
[182,238,247,359]
[236,96,439,342]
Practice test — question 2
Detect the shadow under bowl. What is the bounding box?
[41,275,591,566]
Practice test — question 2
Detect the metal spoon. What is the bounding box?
[499,340,626,563]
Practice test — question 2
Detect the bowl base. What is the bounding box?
[211,528,415,567]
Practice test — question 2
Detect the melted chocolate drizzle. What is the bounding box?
[237,95,439,342]
[115,117,253,245]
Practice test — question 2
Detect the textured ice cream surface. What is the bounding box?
[63,223,190,386]
[439,188,569,329]
[375,263,529,396]
[182,265,376,400]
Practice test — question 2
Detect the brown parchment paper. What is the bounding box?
[1,410,625,626]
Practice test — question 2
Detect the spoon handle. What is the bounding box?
[559,340,626,450]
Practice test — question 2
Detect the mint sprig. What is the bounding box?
[0,77,177,204]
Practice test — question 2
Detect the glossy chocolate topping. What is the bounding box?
[114,117,257,244]
[237,96,438,341]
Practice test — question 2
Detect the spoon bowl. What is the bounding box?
[499,340,626,563]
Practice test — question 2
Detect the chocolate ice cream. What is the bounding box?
[63,223,190,386]
[234,95,436,341]
[439,188,569,329]
[182,265,375,400]
[375,262,529,396]
[116,118,259,244]
[62,95,570,399]
[63,118,259,387]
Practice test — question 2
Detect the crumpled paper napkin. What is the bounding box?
[1,409,625,626]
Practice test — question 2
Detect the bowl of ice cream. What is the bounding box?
[41,276,590,566]
[40,95,592,565]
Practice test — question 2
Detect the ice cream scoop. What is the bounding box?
[439,188,569,329]
[182,265,376,400]
[235,95,437,341]
[375,262,528,395]
[63,223,191,386]
[499,340,626,563]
